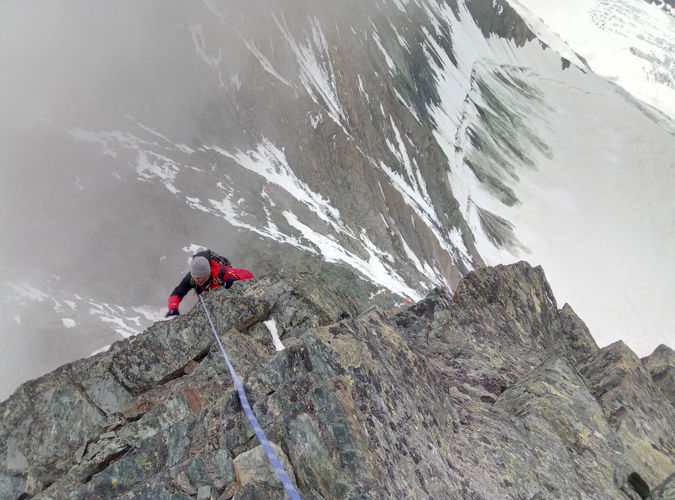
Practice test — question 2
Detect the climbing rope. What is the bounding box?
[199,295,301,500]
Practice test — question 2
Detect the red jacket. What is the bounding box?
[168,260,254,311]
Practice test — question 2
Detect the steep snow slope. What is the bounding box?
[467,60,675,357]
[507,0,675,118]
[494,0,675,354]
[385,0,675,356]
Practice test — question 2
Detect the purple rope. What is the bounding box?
[199,295,301,500]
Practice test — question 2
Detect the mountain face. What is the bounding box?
[1,262,673,499]
[1,0,674,401]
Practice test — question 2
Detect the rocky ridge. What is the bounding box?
[1,262,673,499]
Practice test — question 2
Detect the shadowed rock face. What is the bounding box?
[1,263,673,499]
[642,345,675,407]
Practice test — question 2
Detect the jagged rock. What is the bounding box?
[170,449,235,497]
[578,341,675,488]
[453,262,560,345]
[1,263,673,499]
[557,303,599,364]
[642,345,675,407]
[496,354,627,494]
[466,0,536,46]
[233,442,295,498]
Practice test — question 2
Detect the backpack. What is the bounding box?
[201,249,231,267]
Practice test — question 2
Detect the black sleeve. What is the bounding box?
[217,264,228,282]
[171,273,194,299]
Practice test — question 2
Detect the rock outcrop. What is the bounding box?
[643,345,675,407]
[1,263,673,499]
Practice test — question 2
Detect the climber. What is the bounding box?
[166,250,254,317]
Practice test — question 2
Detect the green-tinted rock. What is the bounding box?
[2,264,673,499]
[649,472,675,499]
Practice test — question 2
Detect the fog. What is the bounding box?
[3,2,164,130]
[0,0,387,399]
[0,0,246,399]
[1,0,673,402]
[1,0,242,271]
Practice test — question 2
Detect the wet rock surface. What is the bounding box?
[1,263,673,499]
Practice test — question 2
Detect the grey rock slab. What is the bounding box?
[642,345,675,407]
[579,341,675,488]
[233,442,296,491]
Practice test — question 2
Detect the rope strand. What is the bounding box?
[199,295,301,500]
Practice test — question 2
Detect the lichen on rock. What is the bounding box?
[0,262,673,499]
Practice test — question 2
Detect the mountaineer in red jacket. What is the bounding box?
[166,250,254,317]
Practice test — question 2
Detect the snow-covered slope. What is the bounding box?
[1,0,673,400]
[470,58,675,362]
[507,0,675,118]
[420,1,675,357]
